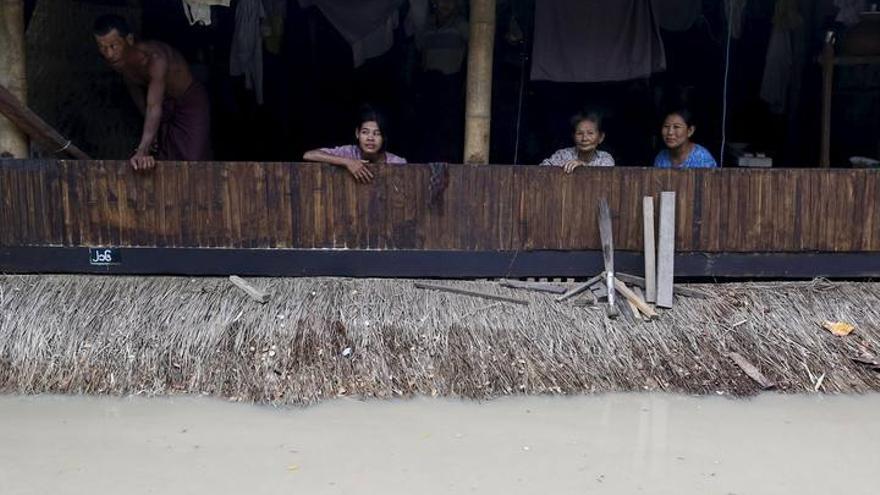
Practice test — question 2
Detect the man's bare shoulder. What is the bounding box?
[134,40,174,59]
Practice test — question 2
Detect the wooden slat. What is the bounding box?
[643,196,656,303]
[656,191,676,308]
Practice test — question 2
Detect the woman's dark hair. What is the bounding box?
[570,111,605,134]
[93,14,131,37]
[355,104,389,149]
[663,108,696,128]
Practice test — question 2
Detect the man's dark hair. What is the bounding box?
[93,14,131,37]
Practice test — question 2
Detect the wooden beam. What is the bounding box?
[598,198,618,317]
[500,279,568,294]
[613,278,658,320]
[4,247,880,278]
[643,196,656,302]
[414,281,529,305]
[0,83,91,159]
[555,272,605,302]
[0,0,28,157]
[463,0,496,164]
[229,275,269,304]
[656,192,676,308]
[727,352,775,389]
[615,272,711,299]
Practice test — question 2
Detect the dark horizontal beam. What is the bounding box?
[2,247,879,279]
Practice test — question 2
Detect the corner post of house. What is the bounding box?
[0,0,28,158]
[463,0,495,164]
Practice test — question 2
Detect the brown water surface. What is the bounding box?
[1,394,878,494]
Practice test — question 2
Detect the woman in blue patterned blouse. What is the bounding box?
[653,109,717,169]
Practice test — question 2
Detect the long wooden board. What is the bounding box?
[656,192,676,308]
[2,160,880,256]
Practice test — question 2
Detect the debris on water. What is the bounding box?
[814,373,826,392]
[821,321,855,336]
[851,356,880,372]
[522,446,530,452]
[287,464,299,472]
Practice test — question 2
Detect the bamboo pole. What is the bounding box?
[463,0,495,164]
[0,83,91,159]
[0,0,28,157]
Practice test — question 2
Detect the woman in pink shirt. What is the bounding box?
[303,106,407,183]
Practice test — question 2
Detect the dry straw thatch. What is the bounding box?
[1,275,879,404]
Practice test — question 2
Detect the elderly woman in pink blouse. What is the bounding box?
[541,111,614,172]
[303,105,407,183]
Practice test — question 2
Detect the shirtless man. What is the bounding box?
[93,15,211,170]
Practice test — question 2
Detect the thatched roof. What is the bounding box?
[1,275,878,404]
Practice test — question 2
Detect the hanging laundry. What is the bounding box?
[651,0,701,32]
[299,0,405,67]
[531,0,666,83]
[230,0,266,104]
[416,0,469,75]
[835,0,867,26]
[725,0,747,39]
[264,0,288,55]
[405,0,431,38]
[760,0,804,113]
[181,0,231,27]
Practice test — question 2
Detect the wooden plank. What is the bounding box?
[177,162,193,246]
[500,279,568,294]
[727,352,775,389]
[643,196,656,302]
[632,286,647,314]
[656,191,676,308]
[613,278,658,320]
[555,272,605,302]
[615,272,710,299]
[154,162,168,247]
[414,282,529,305]
[597,198,618,317]
[229,275,269,304]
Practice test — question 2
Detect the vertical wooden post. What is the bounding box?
[656,191,676,309]
[642,196,657,303]
[0,0,28,157]
[463,0,495,164]
[819,37,834,168]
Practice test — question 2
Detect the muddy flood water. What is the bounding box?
[1,393,878,494]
